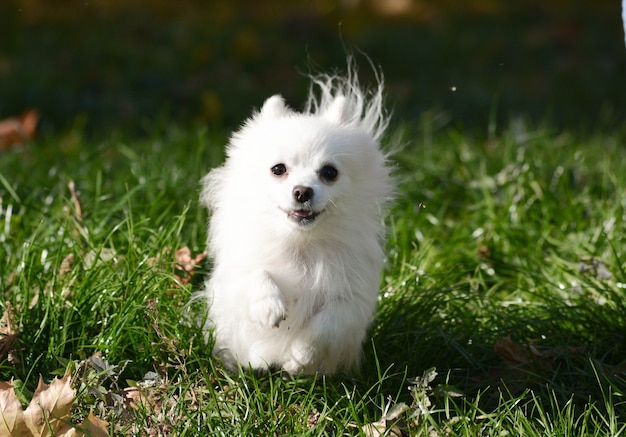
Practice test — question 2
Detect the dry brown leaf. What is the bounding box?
[83,248,117,270]
[0,380,29,436]
[121,387,143,410]
[362,403,409,437]
[24,374,76,436]
[307,409,320,430]
[174,247,207,285]
[494,335,534,367]
[115,386,155,412]
[67,181,83,222]
[0,375,109,437]
[0,303,19,363]
[30,375,75,418]
[494,336,583,371]
[58,254,75,277]
[77,412,109,437]
[65,180,91,246]
[0,109,39,150]
[362,419,405,437]
[19,110,39,140]
[57,254,78,300]
[0,303,17,337]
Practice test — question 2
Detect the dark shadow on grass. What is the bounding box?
[357,276,626,417]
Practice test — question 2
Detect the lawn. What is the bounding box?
[1,0,626,435]
[1,115,625,434]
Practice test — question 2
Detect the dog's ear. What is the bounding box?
[323,95,349,124]
[259,95,290,119]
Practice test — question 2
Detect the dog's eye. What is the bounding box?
[319,165,339,183]
[271,163,287,176]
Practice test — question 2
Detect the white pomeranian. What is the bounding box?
[197,65,393,375]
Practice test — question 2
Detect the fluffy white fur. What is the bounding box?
[198,67,393,375]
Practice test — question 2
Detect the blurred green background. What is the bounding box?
[0,0,624,133]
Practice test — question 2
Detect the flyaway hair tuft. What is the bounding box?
[303,60,388,142]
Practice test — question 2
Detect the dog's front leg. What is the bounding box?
[248,270,288,328]
[284,298,371,374]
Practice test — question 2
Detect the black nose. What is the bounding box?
[293,185,314,203]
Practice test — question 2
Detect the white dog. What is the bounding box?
[198,66,393,375]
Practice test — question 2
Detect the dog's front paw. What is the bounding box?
[250,293,287,328]
[283,341,317,375]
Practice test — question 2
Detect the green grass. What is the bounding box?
[1,118,626,435]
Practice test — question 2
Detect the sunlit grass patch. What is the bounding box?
[1,119,625,434]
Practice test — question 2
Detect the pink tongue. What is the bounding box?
[293,210,311,217]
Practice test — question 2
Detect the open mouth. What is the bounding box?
[286,208,323,226]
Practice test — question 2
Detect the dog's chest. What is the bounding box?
[270,254,346,299]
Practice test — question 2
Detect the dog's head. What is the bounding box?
[221,94,389,232]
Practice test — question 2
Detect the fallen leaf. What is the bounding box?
[0,380,29,436]
[58,254,77,300]
[0,302,19,363]
[307,408,320,430]
[362,401,410,437]
[0,373,110,436]
[0,109,39,150]
[579,257,613,279]
[67,181,83,222]
[32,375,75,416]
[105,379,164,423]
[494,336,583,371]
[120,387,145,410]
[77,412,109,437]
[58,254,75,277]
[362,419,405,437]
[494,335,535,367]
[24,374,76,435]
[174,247,207,285]
[37,253,81,308]
[64,180,91,245]
[83,248,118,270]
